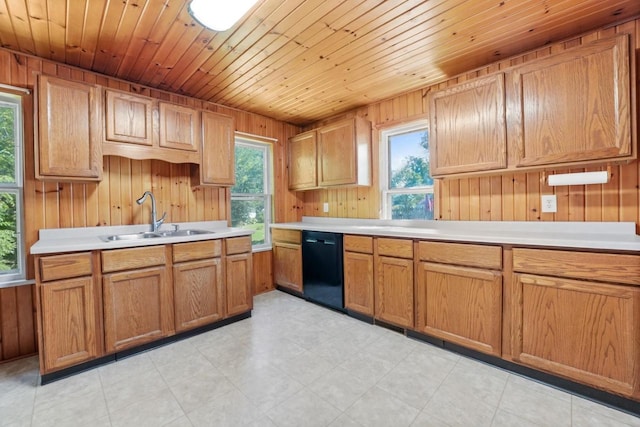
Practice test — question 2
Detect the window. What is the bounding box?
[231,136,273,250]
[0,92,25,285]
[380,120,434,220]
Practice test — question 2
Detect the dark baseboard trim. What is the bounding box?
[41,311,252,385]
[346,310,374,324]
[406,330,640,418]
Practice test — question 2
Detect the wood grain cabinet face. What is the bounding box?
[226,252,253,317]
[429,74,507,176]
[272,229,303,293]
[416,262,502,356]
[508,34,632,167]
[174,258,224,332]
[159,102,201,152]
[36,75,102,181]
[103,266,173,353]
[344,251,374,316]
[105,89,154,146]
[40,276,99,372]
[288,130,317,190]
[318,117,371,187]
[200,111,235,186]
[374,238,414,328]
[512,273,640,398]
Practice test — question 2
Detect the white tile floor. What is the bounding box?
[1,290,639,427]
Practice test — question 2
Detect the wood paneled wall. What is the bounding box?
[0,48,301,362]
[302,18,640,231]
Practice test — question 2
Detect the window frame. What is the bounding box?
[379,119,434,220]
[0,92,26,286]
[230,135,273,252]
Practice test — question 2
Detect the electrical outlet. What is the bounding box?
[323,202,329,213]
[541,195,557,213]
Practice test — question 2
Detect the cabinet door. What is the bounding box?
[508,34,632,167]
[429,74,507,176]
[103,266,173,352]
[416,262,502,356]
[105,89,154,146]
[226,252,253,317]
[318,118,356,186]
[375,255,414,328]
[40,277,98,372]
[513,273,640,397]
[159,102,201,152]
[174,258,224,332]
[344,251,374,316]
[200,111,235,186]
[273,242,302,293]
[288,130,317,190]
[36,75,102,181]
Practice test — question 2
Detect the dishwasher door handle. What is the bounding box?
[305,238,318,243]
[323,240,335,245]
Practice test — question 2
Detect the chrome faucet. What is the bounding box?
[136,191,166,232]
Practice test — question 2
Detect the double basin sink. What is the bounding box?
[99,229,213,242]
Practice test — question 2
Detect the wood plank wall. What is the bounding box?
[0,48,301,362]
[302,18,640,230]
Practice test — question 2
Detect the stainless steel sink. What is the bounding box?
[99,229,213,242]
[158,229,213,237]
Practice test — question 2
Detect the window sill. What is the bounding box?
[0,279,35,289]
[251,245,272,253]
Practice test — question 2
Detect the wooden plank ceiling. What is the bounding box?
[0,0,638,125]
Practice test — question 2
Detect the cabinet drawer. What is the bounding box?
[513,248,640,286]
[418,241,502,270]
[377,238,413,259]
[102,245,167,273]
[39,252,93,282]
[226,236,252,255]
[344,235,373,254]
[272,228,301,244]
[173,240,222,263]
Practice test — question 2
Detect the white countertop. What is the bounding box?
[31,221,253,255]
[271,217,640,252]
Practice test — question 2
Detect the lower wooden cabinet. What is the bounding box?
[374,238,414,328]
[344,235,374,316]
[39,276,99,372]
[416,262,502,356]
[272,228,303,293]
[174,259,224,332]
[513,273,640,398]
[226,237,253,317]
[103,266,173,352]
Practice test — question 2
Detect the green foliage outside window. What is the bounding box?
[0,104,18,272]
[231,144,268,245]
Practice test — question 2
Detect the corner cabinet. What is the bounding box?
[287,116,371,190]
[36,75,103,181]
[508,34,633,167]
[512,248,640,398]
[197,111,236,186]
[428,74,507,176]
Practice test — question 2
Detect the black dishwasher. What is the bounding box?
[302,230,344,311]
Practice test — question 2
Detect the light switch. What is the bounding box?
[323,202,329,213]
[541,195,557,213]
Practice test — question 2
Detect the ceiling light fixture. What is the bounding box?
[188,0,259,32]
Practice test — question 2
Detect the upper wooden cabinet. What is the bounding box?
[197,111,235,187]
[36,75,103,181]
[159,102,201,152]
[287,116,371,190]
[105,89,154,146]
[508,34,633,168]
[428,33,635,178]
[288,130,317,190]
[429,74,507,176]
